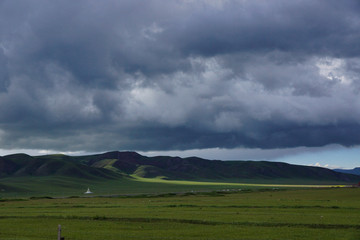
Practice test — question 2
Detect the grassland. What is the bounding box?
[0,175,258,198]
[1,151,359,239]
[1,187,360,240]
[0,174,349,199]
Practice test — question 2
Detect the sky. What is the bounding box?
[0,0,360,169]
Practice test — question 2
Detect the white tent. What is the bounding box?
[84,187,93,194]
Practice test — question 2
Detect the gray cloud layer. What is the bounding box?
[0,0,360,152]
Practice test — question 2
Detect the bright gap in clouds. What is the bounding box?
[0,149,90,157]
[275,146,360,169]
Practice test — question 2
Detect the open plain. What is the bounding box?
[1,187,359,240]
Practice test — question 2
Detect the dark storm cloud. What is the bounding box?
[166,0,360,57]
[0,0,360,152]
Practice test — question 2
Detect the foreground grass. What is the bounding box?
[0,188,360,240]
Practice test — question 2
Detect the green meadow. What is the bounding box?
[1,186,360,240]
[0,176,270,198]
[0,173,349,198]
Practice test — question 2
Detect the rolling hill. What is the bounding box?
[0,153,118,179]
[1,151,359,197]
[1,151,358,183]
[77,151,360,182]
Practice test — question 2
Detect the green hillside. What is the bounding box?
[2,151,360,183]
[0,151,359,198]
[0,153,118,179]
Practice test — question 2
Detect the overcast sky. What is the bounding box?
[0,0,360,168]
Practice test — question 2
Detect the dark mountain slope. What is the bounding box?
[334,167,360,176]
[0,156,18,177]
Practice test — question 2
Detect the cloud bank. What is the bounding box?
[0,0,360,152]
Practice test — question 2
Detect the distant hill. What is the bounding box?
[333,167,360,176]
[0,153,119,179]
[1,151,359,183]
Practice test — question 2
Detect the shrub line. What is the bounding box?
[1,215,359,230]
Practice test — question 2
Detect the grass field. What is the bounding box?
[0,174,350,199]
[0,176,261,198]
[1,187,360,240]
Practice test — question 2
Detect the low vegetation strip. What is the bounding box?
[162,204,350,209]
[1,203,353,210]
[1,215,360,230]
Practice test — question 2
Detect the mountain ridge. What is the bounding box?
[1,151,359,183]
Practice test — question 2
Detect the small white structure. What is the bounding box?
[84,187,93,194]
